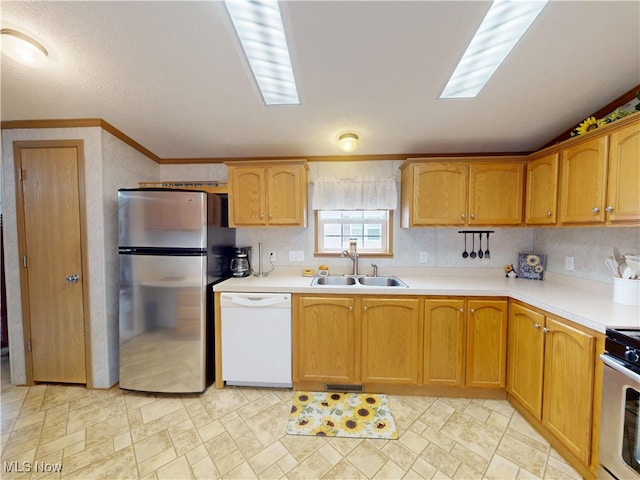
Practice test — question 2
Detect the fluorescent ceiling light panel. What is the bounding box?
[224,0,300,106]
[440,0,548,99]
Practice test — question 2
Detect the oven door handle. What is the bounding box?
[601,354,640,383]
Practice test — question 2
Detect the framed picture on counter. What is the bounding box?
[518,252,545,281]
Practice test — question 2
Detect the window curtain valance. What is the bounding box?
[311,177,398,210]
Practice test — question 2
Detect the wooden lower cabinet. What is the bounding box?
[293,295,421,387]
[293,296,359,384]
[507,302,545,417]
[542,316,595,464]
[466,300,508,388]
[423,299,465,386]
[507,300,601,476]
[423,298,507,388]
[361,297,421,384]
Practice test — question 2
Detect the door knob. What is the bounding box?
[65,274,80,283]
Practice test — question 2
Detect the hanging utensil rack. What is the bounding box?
[458,230,494,259]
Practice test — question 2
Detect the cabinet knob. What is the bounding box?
[260,213,265,219]
[592,207,600,214]
[470,308,475,314]
[459,308,465,313]
[542,327,549,333]
[533,323,541,329]
[461,213,466,219]
[363,306,368,312]
[606,206,614,212]
[268,213,273,219]
[65,273,80,283]
[349,306,353,311]
[546,211,552,217]
[470,213,475,219]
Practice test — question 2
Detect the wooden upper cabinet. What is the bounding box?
[406,163,468,226]
[525,153,559,225]
[227,166,266,226]
[226,160,308,227]
[606,118,640,223]
[400,158,525,227]
[468,163,524,225]
[558,135,608,224]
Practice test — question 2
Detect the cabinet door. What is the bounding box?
[466,300,508,388]
[468,163,524,225]
[411,163,468,225]
[542,316,595,464]
[293,296,358,384]
[423,299,465,386]
[606,119,640,223]
[559,136,608,223]
[361,297,421,384]
[525,153,559,225]
[267,165,307,226]
[228,166,267,226]
[507,302,545,419]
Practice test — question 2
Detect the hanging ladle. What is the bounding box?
[470,233,477,258]
[462,233,469,258]
[478,233,484,258]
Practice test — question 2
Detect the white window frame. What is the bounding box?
[314,210,393,256]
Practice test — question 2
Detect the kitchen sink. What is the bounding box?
[310,275,408,287]
[311,276,357,286]
[358,276,408,287]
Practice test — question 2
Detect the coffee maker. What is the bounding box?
[230,247,252,277]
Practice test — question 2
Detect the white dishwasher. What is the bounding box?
[220,293,292,388]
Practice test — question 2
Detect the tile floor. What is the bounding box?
[1,357,582,479]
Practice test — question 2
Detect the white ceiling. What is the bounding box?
[1,1,639,160]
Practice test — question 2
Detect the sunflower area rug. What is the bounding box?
[286,391,398,439]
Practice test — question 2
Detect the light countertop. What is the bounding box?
[214,270,639,333]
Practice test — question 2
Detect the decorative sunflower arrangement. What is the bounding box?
[287,391,398,439]
[571,90,640,138]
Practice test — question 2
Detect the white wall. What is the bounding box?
[1,127,157,387]
[534,227,640,284]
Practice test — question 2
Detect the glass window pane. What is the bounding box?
[316,209,390,254]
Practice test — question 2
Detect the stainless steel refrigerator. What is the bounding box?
[118,188,235,393]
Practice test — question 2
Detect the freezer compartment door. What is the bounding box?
[118,189,207,249]
[119,253,208,393]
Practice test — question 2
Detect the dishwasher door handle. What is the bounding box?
[221,294,291,308]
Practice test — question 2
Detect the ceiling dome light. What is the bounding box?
[338,133,359,153]
[1,29,48,68]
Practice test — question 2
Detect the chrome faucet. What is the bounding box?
[341,241,360,275]
[371,264,378,277]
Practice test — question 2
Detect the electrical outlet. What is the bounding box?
[565,256,575,271]
[269,251,276,263]
[419,252,428,263]
[289,251,304,262]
